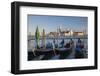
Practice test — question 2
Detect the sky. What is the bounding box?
[28,15,88,35]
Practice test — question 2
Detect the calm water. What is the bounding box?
[28,38,88,51]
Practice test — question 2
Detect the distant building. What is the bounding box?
[28,32,34,36]
[73,32,84,36]
[58,26,73,36]
[38,26,85,37]
[60,31,71,36]
[48,32,59,37]
[48,30,74,37]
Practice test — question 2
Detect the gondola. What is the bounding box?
[55,48,73,59]
[34,49,54,56]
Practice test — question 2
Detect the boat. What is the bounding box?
[34,49,54,56]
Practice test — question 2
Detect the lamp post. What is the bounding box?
[42,28,46,49]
